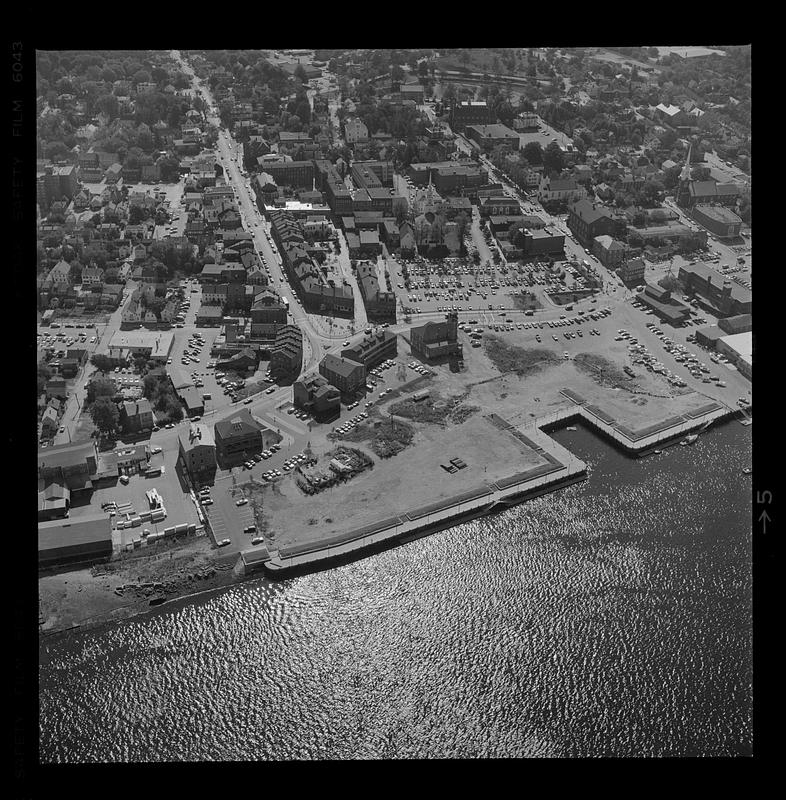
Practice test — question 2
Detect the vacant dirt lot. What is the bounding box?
[261,413,550,552]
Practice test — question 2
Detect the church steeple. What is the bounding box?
[676,143,693,209]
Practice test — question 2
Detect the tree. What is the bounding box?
[294,64,307,83]
[522,141,543,165]
[543,140,565,174]
[129,205,148,225]
[96,93,118,120]
[90,353,115,373]
[90,396,119,436]
[87,376,117,404]
[454,211,470,242]
[37,364,52,397]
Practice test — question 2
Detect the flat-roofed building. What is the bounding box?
[214,409,280,466]
[521,226,565,256]
[107,330,174,362]
[341,329,397,370]
[39,513,112,568]
[178,422,216,479]
[466,123,520,152]
[717,332,751,378]
[449,100,494,133]
[257,160,314,189]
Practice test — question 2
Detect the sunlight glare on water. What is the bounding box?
[39,422,752,760]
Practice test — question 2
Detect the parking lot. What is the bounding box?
[201,479,257,549]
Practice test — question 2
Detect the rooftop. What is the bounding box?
[179,422,215,451]
[719,331,752,360]
[321,353,364,378]
[39,512,112,553]
[214,408,266,441]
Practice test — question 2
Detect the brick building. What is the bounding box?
[410,311,462,361]
[318,354,366,396]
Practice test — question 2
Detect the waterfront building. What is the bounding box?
[38,513,113,568]
[717,332,752,379]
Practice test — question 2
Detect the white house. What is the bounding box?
[47,259,72,286]
[538,176,587,204]
[344,117,369,144]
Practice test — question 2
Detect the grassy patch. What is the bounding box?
[336,417,415,458]
[388,397,447,424]
[448,404,481,424]
[510,291,542,312]
[573,353,629,387]
[484,335,561,375]
[388,394,480,427]
[235,380,270,401]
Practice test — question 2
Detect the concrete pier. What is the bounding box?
[241,391,738,578]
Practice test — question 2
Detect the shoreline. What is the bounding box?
[38,408,746,637]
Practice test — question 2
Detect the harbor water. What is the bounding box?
[39,421,752,760]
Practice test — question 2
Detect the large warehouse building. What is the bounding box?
[692,204,743,239]
[38,513,113,568]
[717,332,752,379]
[107,330,175,362]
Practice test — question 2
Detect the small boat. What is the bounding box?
[566,426,577,431]
[653,449,662,454]
[742,467,752,475]
[681,434,699,446]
